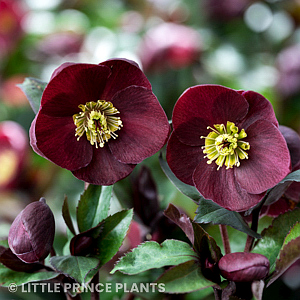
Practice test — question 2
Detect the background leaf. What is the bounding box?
[267,222,300,286]
[94,209,133,266]
[77,185,112,233]
[252,208,300,273]
[50,256,100,284]
[156,260,214,293]
[0,263,58,287]
[194,199,261,238]
[111,239,198,275]
[17,77,47,114]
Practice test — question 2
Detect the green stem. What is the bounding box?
[219,225,231,254]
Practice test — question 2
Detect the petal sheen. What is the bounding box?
[100,59,152,100]
[239,90,279,129]
[72,146,136,185]
[235,120,291,194]
[34,114,93,170]
[166,132,203,185]
[193,159,264,211]
[172,85,249,146]
[108,86,170,164]
[41,64,111,117]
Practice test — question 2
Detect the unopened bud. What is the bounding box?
[218,252,269,282]
[8,198,55,263]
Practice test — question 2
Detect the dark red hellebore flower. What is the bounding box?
[30,59,170,185]
[8,198,55,263]
[218,252,270,282]
[166,85,291,211]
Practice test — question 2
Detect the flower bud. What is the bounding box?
[218,252,269,282]
[70,235,94,256]
[8,198,55,263]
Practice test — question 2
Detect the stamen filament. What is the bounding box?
[201,121,250,170]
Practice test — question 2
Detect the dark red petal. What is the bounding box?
[108,86,170,164]
[72,146,136,185]
[166,132,203,185]
[266,197,295,217]
[29,116,46,158]
[49,62,78,80]
[235,120,291,194]
[279,125,300,169]
[34,114,93,170]
[193,159,264,211]
[285,182,300,203]
[40,64,111,117]
[239,90,279,129]
[99,59,152,100]
[172,85,249,146]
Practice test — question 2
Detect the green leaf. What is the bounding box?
[0,263,58,287]
[252,208,300,273]
[111,239,198,275]
[194,199,261,239]
[17,77,47,114]
[159,152,203,202]
[267,222,300,286]
[62,196,76,235]
[77,185,112,233]
[50,256,100,284]
[156,260,214,293]
[95,209,133,266]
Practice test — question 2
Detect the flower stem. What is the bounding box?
[219,225,231,254]
[91,271,99,300]
[244,207,260,252]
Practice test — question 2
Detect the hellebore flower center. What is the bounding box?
[201,121,250,170]
[73,100,123,148]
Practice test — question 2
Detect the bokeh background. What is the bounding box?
[1,0,300,299]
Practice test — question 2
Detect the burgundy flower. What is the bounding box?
[166,85,291,211]
[8,198,55,263]
[30,59,170,185]
[218,252,269,282]
[138,22,202,73]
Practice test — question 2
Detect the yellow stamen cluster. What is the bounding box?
[73,100,122,148]
[201,121,250,170]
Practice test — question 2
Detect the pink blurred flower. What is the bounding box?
[276,44,300,98]
[0,121,28,190]
[1,75,29,107]
[139,22,202,73]
[34,32,84,60]
[0,0,25,58]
